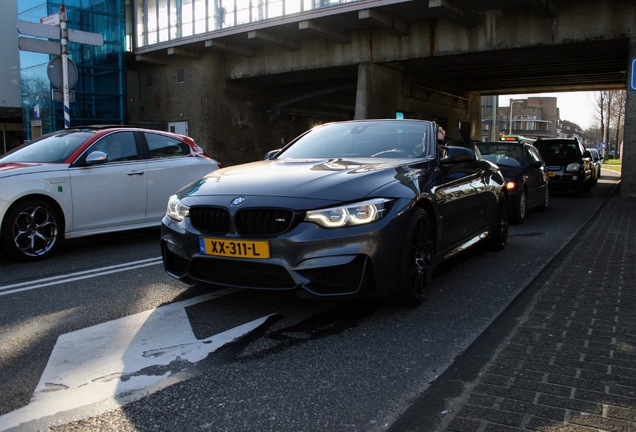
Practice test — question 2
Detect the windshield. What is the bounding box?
[278,120,436,159]
[537,141,579,159]
[0,131,93,164]
[477,143,522,167]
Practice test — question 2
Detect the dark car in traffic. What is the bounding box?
[587,148,602,184]
[476,140,549,223]
[161,119,509,306]
[535,138,593,197]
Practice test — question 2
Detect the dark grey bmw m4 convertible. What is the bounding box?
[161,119,508,306]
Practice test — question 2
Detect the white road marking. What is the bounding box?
[0,288,270,431]
[0,258,163,296]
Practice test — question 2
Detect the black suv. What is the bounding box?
[535,138,593,197]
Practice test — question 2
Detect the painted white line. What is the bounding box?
[0,258,163,297]
[0,288,266,431]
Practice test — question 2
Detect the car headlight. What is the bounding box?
[505,181,517,190]
[166,194,189,221]
[566,163,580,172]
[304,198,392,228]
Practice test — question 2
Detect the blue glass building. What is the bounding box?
[18,0,127,140]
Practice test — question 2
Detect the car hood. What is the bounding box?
[178,158,417,202]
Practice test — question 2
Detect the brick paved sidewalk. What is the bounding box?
[441,196,636,431]
[389,195,636,432]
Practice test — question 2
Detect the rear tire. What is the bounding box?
[393,208,435,307]
[1,199,60,261]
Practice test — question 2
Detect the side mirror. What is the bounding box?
[264,149,281,160]
[440,146,476,164]
[528,160,542,168]
[85,151,108,164]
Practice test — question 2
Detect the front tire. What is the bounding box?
[1,199,61,261]
[488,193,508,251]
[511,189,527,224]
[539,187,549,212]
[573,181,585,198]
[393,208,435,307]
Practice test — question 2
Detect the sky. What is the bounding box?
[500,91,597,130]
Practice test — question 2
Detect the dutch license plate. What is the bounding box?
[548,172,556,177]
[200,237,270,259]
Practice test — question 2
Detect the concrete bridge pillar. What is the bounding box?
[621,38,636,197]
[354,63,404,120]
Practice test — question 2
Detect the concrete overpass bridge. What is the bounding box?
[128,0,636,194]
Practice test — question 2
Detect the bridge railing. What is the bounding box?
[138,0,361,47]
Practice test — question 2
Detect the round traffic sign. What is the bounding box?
[47,56,78,89]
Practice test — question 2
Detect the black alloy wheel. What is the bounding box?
[1,199,60,261]
[394,208,435,307]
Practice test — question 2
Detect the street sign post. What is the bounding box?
[17,6,104,129]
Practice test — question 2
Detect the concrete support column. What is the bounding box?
[621,38,636,197]
[354,63,403,120]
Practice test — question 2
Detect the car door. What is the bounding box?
[434,150,489,253]
[68,131,148,233]
[142,131,215,224]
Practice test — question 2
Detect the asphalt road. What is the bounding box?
[0,170,620,432]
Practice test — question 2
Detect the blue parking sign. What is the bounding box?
[632,58,636,90]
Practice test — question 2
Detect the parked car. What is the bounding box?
[587,148,602,184]
[161,119,509,307]
[535,138,593,197]
[476,140,549,223]
[0,126,220,261]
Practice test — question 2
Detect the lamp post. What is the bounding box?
[509,99,523,135]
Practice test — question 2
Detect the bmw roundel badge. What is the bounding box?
[231,197,246,207]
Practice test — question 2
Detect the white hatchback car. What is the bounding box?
[0,126,220,261]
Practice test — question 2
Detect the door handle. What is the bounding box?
[127,171,144,176]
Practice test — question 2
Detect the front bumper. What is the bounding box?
[160,199,411,298]
[546,167,584,191]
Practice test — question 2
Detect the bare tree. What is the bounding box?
[589,90,625,158]
[611,90,626,155]
[590,92,606,143]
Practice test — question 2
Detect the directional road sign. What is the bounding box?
[17,20,104,47]
[17,37,61,55]
[17,20,60,39]
[68,28,104,46]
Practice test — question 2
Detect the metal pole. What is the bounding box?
[509,99,522,135]
[60,5,70,128]
[509,100,514,135]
